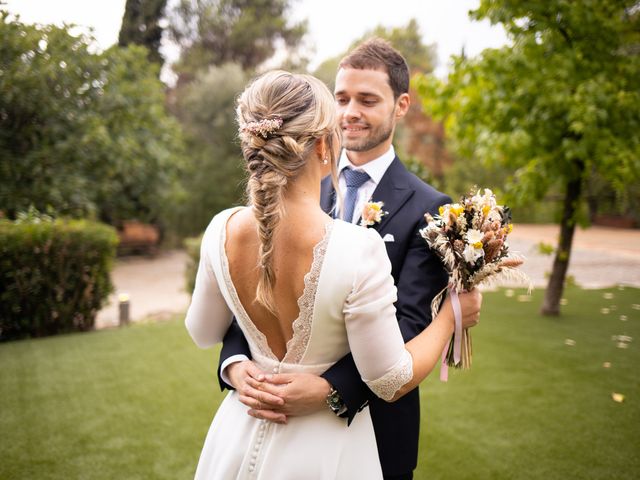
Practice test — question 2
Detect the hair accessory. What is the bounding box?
[240,117,283,138]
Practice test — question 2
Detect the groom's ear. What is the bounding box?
[394,92,410,119]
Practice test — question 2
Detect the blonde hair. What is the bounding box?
[236,70,340,314]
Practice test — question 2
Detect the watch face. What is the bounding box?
[328,390,343,410]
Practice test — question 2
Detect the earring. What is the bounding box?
[322,155,329,165]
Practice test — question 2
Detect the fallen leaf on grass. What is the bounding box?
[611,393,625,403]
[603,362,611,368]
[603,293,614,300]
[600,308,610,314]
[560,298,568,306]
[517,295,532,302]
[620,315,628,322]
[564,339,576,346]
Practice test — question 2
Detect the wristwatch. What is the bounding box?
[326,385,346,416]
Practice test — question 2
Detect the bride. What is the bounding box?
[185,70,481,479]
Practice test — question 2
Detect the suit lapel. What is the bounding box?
[320,176,336,216]
[368,157,414,233]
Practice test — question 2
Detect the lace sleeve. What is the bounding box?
[343,229,413,401]
[365,350,413,401]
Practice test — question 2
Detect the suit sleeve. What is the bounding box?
[394,204,450,342]
[321,193,451,423]
[216,319,252,391]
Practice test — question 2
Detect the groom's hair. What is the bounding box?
[339,38,410,100]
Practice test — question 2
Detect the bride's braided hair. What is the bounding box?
[236,71,339,314]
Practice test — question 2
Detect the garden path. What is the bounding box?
[95,224,640,329]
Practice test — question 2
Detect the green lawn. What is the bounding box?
[1,287,638,479]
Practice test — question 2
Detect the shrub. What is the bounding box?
[0,219,118,341]
[183,235,203,295]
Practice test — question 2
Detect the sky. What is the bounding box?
[5,0,509,78]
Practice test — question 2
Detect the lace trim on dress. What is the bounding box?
[282,222,333,364]
[365,349,414,401]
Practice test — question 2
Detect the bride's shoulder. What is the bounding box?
[332,220,385,252]
[202,206,246,239]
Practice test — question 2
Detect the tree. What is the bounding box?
[170,63,249,236]
[0,11,185,226]
[416,0,640,315]
[118,0,168,65]
[167,0,307,78]
[313,18,436,88]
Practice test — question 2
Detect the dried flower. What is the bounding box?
[240,117,283,138]
[360,201,387,227]
[419,187,530,376]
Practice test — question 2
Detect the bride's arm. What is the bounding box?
[345,232,480,402]
[185,223,234,348]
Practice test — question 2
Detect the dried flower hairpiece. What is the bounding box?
[240,117,283,138]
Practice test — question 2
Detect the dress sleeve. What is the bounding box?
[343,230,413,401]
[185,221,233,348]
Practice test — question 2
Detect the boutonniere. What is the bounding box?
[360,201,388,227]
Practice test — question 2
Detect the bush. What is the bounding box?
[0,219,118,341]
[183,234,203,295]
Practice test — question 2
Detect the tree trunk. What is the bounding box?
[540,177,582,316]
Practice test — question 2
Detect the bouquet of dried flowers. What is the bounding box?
[420,188,530,380]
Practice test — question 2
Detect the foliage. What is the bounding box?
[184,234,202,294]
[0,218,118,341]
[1,287,638,478]
[170,63,249,236]
[361,18,436,74]
[417,0,640,211]
[0,12,186,225]
[313,18,436,88]
[118,0,168,65]
[415,0,640,314]
[167,0,307,76]
[88,44,186,226]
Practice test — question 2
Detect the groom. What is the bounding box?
[219,38,451,480]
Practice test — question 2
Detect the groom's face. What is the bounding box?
[334,67,406,158]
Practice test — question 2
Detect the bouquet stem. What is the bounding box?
[446,328,472,369]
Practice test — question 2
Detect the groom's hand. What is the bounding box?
[227,361,287,423]
[246,373,331,420]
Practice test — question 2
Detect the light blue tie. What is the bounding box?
[342,168,370,223]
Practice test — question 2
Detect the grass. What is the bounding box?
[417,285,640,480]
[0,319,222,480]
[1,286,638,479]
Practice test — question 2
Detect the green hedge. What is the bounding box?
[0,219,118,341]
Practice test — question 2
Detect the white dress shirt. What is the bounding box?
[336,145,396,223]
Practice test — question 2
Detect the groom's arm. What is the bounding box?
[217,319,252,391]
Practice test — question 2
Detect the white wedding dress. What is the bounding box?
[186,206,413,480]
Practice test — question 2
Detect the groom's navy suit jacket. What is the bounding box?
[217,156,450,477]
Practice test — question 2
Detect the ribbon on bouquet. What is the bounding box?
[439,288,463,382]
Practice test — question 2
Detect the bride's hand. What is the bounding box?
[446,289,482,329]
[227,360,287,423]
